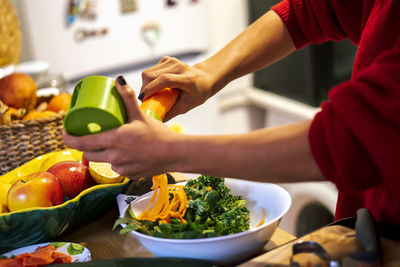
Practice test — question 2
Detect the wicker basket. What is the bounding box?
[0,112,67,175]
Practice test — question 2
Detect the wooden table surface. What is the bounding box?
[59,203,296,263]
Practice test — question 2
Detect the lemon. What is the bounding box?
[168,122,185,134]
[0,183,11,213]
[89,161,124,184]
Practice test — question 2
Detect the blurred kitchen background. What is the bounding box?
[4,0,358,237]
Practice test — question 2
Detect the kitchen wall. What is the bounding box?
[12,0,251,136]
[106,0,252,136]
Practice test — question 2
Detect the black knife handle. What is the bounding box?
[356,208,380,255]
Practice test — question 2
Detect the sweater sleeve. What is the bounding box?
[271,0,363,48]
[309,47,400,201]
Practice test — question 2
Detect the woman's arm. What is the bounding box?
[171,121,324,183]
[194,9,296,97]
[140,10,296,120]
[64,78,324,182]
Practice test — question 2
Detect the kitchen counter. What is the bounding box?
[60,203,296,263]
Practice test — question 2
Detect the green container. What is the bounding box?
[0,149,131,254]
[0,180,130,254]
[64,76,126,136]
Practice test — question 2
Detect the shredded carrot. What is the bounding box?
[136,174,187,224]
[256,209,267,227]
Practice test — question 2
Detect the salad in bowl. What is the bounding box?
[114,175,291,265]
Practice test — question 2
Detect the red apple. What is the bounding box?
[7,172,63,212]
[81,155,89,166]
[47,161,95,199]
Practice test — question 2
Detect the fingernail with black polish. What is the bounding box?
[138,92,145,100]
[118,75,127,86]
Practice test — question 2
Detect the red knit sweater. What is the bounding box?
[272,0,400,226]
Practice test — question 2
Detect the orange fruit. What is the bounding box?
[23,110,56,121]
[47,93,71,112]
[0,73,37,110]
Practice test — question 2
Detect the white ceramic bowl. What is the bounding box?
[121,178,291,265]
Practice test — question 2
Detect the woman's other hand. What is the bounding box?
[139,56,216,121]
[63,75,181,179]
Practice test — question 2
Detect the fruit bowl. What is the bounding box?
[0,149,130,254]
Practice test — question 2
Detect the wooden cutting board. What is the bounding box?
[239,225,359,266]
[240,225,400,267]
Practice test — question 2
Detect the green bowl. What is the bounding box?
[0,149,130,254]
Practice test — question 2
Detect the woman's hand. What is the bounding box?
[139,11,296,122]
[63,75,181,179]
[140,56,216,121]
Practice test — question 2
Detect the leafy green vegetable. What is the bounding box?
[114,175,250,239]
[67,243,84,255]
[49,242,68,249]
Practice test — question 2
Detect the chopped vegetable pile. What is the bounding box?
[114,175,250,239]
[0,244,72,266]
